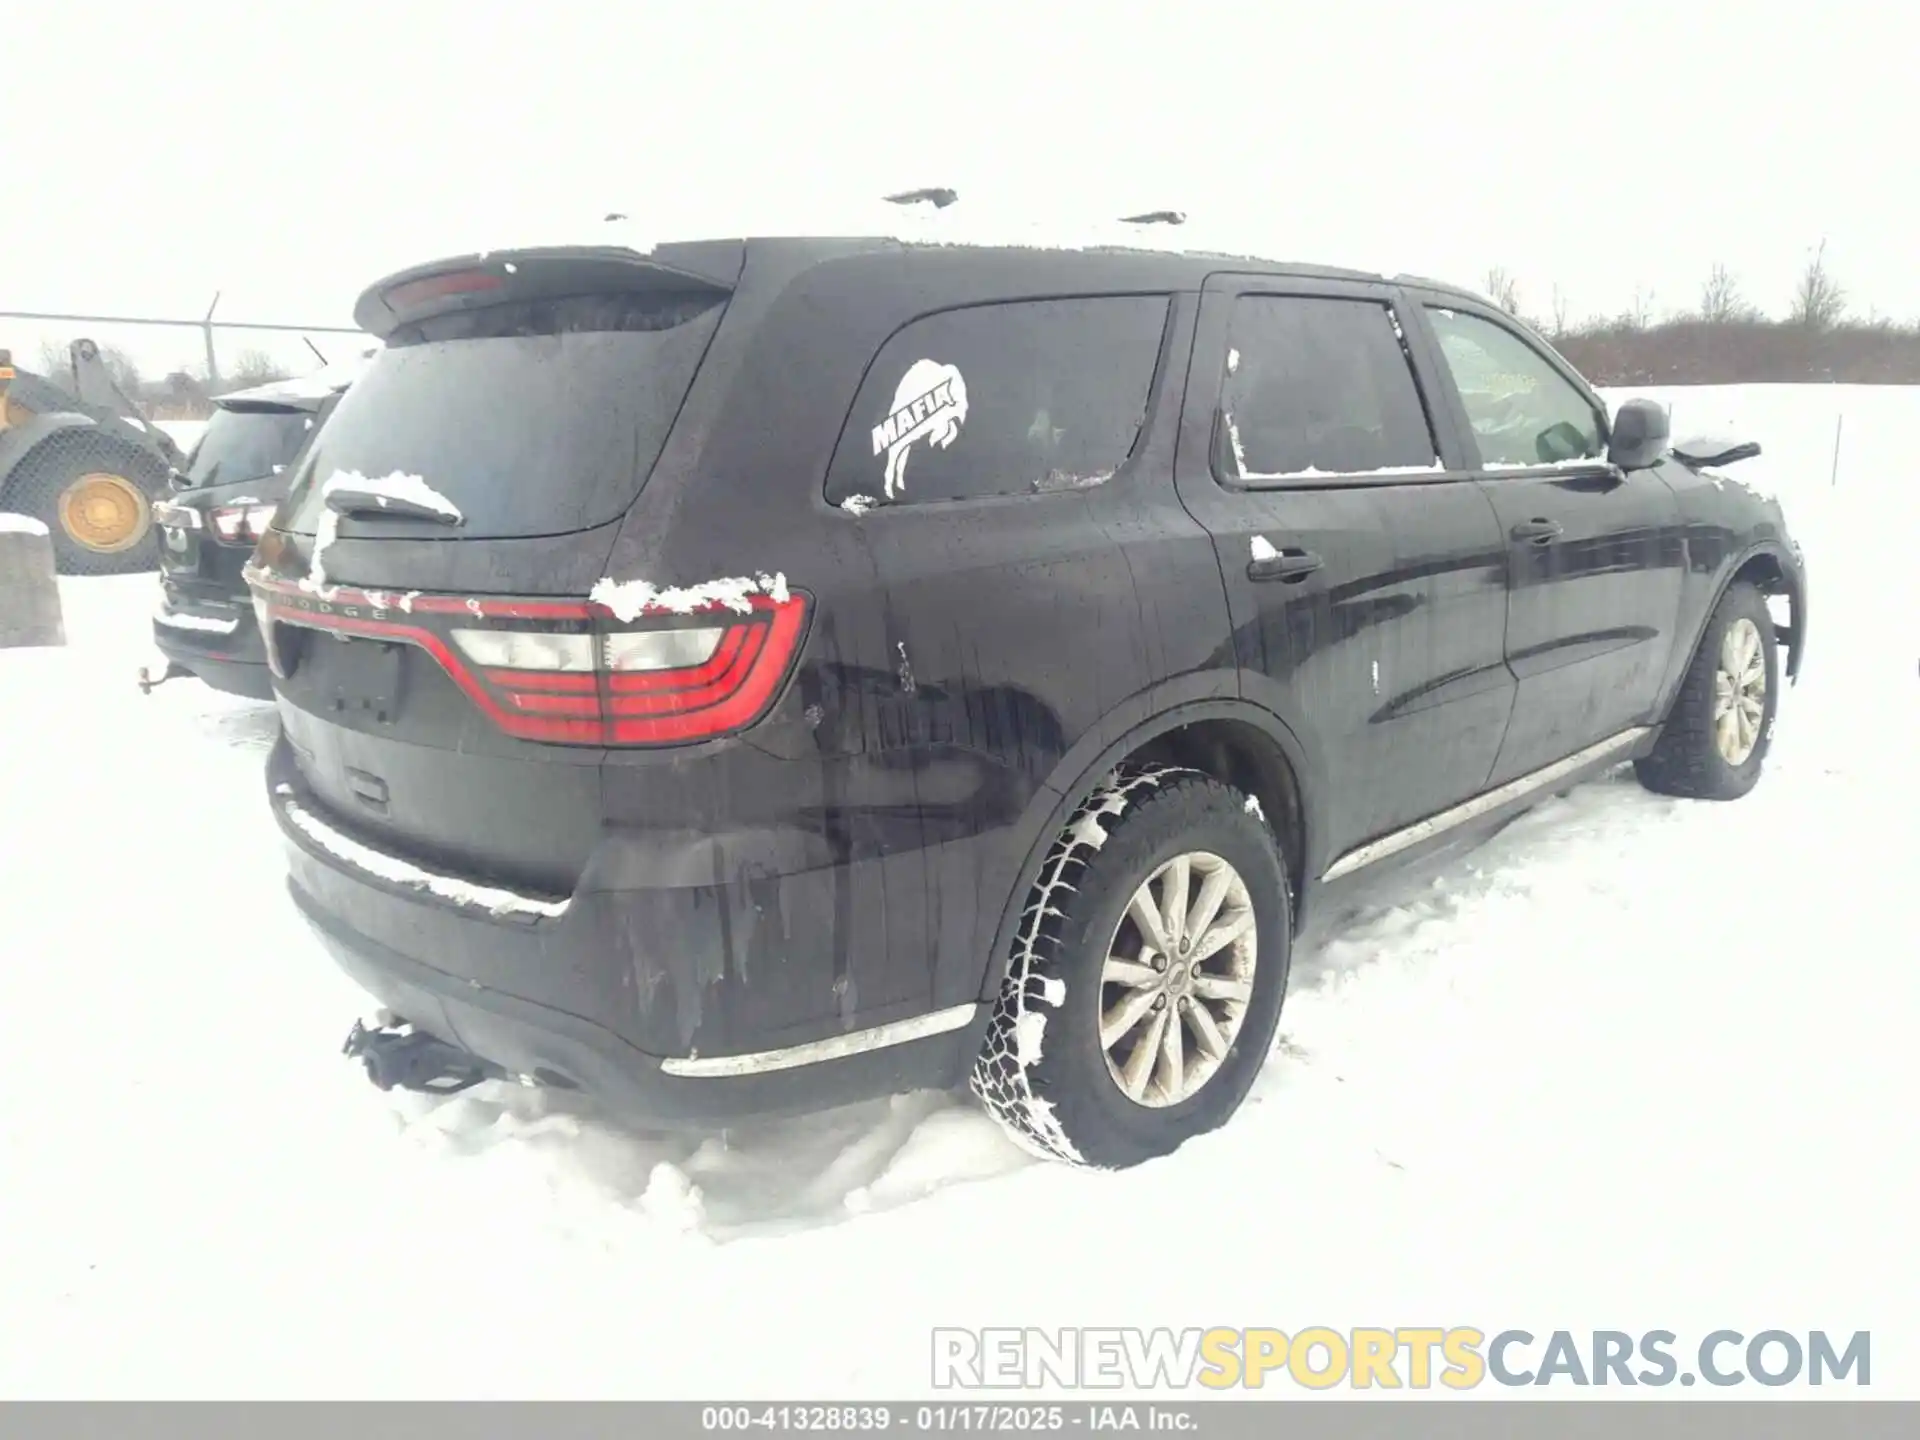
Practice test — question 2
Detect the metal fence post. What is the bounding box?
[202,291,222,390]
[1830,413,1844,488]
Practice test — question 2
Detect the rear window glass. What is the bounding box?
[180,406,313,490]
[826,296,1169,507]
[1217,296,1437,479]
[277,292,726,540]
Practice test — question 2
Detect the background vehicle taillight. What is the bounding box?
[209,503,279,544]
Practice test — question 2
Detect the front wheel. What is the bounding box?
[970,766,1292,1169]
[1636,580,1779,800]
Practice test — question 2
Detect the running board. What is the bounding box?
[1320,726,1653,884]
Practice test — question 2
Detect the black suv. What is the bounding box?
[152,363,362,698]
[245,236,1807,1167]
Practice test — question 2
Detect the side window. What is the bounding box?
[1217,296,1436,479]
[827,296,1169,507]
[1425,308,1604,467]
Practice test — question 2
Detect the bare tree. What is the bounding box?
[1614,286,1655,332]
[1550,284,1570,337]
[1699,264,1746,324]
[1789,239,1847,330]
[1484,266,1522,315]
[221,348,294,390]
[33,338,143,396]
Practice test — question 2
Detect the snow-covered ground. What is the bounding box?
[1,384,1914,1399]
[153,418,207,453]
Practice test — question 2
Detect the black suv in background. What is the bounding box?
[246,235,1805,1168]
[151,360,364,698]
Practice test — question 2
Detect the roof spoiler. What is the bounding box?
[352,242,745,340]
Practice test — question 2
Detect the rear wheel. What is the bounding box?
[4,432,167,575]
[1636,580,1779,800]
[970,766,1292,1168]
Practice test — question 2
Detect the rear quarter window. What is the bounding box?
[826,296,1171,508]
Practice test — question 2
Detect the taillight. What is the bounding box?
[248,575,809,747]
[384,270,504,311]
[209,503,279,544]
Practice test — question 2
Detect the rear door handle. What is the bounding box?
[1247,548,1323,583]
[1510,518,1563,544]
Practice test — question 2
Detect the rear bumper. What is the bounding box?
[292,882,978,1127]
[153,596,272,700]
[267,741,983,1128]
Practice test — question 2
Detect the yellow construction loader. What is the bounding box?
[0,339,188,575]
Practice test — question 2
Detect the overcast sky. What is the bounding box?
[5,0,1908,378]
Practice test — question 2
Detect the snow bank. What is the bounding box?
[154,419,207,452]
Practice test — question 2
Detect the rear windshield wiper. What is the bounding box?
[320,472,466,526]
[324,489,464,524]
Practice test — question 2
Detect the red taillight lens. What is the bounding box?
[209,503,278,544]
[251,580,809,747]
[384,269,505,311]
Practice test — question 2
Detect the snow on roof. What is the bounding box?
[430,194,1399,283]
[217,347,381,407]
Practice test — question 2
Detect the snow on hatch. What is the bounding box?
[589,571,789,622]
[301,509,341,596]
[302,470,461,596]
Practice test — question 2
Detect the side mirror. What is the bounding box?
[1607,398,1670,471]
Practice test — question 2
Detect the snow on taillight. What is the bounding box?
[245,574,809,747]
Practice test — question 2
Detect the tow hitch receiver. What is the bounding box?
[137,661,191,694]
[342,1017,505,1095]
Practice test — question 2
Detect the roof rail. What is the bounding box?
[1393,271,1479,296]
[884,187,958,209]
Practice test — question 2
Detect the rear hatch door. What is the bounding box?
[252,244,748,895]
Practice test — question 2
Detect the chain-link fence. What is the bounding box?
[0,301,363,420]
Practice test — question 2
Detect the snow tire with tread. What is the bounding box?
[1636,580,1779,801]
[970,765,1292,1169]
